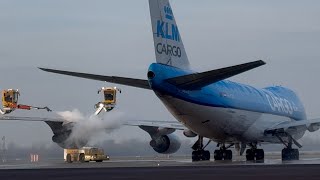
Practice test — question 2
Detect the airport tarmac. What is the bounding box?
[1,151,320,169]
[1,153,320,179]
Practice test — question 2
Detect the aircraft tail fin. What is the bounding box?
[149,0,190,69]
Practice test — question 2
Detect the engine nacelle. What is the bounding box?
[52,131,88,149]
[149,134,181,154]
[308,124,320,132]
[183,129,197,137]
[46,121,88,149]
[157,128,176,136]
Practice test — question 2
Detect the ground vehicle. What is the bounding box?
[0,89,51,115]
[64,147,110,163]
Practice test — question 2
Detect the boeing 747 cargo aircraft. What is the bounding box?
[2,0,320,162]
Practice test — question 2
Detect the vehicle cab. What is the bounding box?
[1,89,19,113]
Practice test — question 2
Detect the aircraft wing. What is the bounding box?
[263,118,320,148]
[265,118,320,135]
[123,120,186,130]
[39,68,151,90]
[0,116,66,122]
[0,116,186,130]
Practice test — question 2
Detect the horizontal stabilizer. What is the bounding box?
[39,68,151,90]
[166,60,266,90]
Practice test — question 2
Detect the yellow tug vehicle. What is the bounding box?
[64,147,110,163]
[0,89,51,115]
[94,87,121,115]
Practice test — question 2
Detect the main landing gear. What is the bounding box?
[191,137,235,162]
[278,135,300,161]
[191,136,211,162]
[245,144,264,162]
[213,144,233,161]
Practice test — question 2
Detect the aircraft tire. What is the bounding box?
[223,150,232,160]
[192,150,210,161]
[192,151,200,162]
[203,150,210,161]
[282,148,299,161]
[214,150,223,161]
[246,149,254,161]
[255,149,264,162]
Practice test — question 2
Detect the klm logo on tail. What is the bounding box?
[156,20,180,42]
[156,4,180,42]
[154,3,182,58]
[164,4,173,20]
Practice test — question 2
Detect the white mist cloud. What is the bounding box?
[301,131,320,146]
[57,109,125,147]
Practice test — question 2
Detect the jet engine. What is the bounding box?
[140,126,181,154]
[183,129,197,137]
[46,121,88,149]
[308,124,320,132]
[150,134,181,154]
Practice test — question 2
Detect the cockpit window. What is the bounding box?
[13,92,19,103]
[104,92,114,101]
[4,94,12,102]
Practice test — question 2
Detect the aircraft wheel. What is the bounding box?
[223,150,233,160]
[293,149,300,160]
[246,149,255,161]
[255,149,264,162]
[192,151,201,162]
[282,148,299,161]
[203,150,210,161]
[214,150,223,161]
[192,150,210,161]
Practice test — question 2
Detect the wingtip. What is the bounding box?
[38,67,50,72]
[258,60,266,65]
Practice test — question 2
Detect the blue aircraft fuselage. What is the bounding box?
[148,63,307,121]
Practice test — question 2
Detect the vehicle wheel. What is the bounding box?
[79,153,85,163]
[96,160,103,162]
[246,149,254,161]
[224,150,232,160]
[214,150,223,161]
[66,154,72,163]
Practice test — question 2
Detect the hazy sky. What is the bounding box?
[0,0,320,151]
